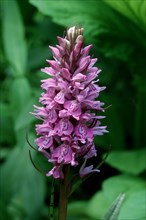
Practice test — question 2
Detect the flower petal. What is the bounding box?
[79,158,100,178]
[54,91,65,104]
[56,118,73,135]
[36,136,53,150]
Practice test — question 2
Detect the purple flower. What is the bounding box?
[79,158,100,178]
[32,26,108,179]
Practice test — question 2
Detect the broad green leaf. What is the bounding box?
[118,190,146,220]
[29,0,118,42]
[6,195,26,220]
[9,77,31,119]
[87,175,145,220]
[102,174,145,204]
[105,149,146,175]
[102,193,125,220]
[29,0,146,58]
[87,191,109,220]
[0,141,46,220]
[0,102,15,143]
[15,98,36,131]
[104,0,146,32]
[1,0,27,76]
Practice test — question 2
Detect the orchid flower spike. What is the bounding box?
[31,26,108,179]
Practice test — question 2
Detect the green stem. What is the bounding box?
[49,179,54,220]
[58,165,69,220]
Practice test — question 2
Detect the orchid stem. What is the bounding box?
[58,165,69,220]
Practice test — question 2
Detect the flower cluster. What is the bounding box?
[32,26,108,179]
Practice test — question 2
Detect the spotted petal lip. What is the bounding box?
[35,135,53,150]
[32,26,108,179]
[55,118,74,136]
[64,100,81,119]
[54,91,65,104]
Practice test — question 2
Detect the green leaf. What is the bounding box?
[118,190,146,220]
[87,175,145,220]
[1,0,27,76]
[87,191,109,220]
[102,174,145,204]
[29,0,97,25]
[102,193,125,220]
[9,78,31,119]
[29,0,116,41]
[0,142,46,219]
[104,0,146,32]
[104,149,146,175]
[0,102,15,144]
[14,98,36,131]
[29,0,146,63]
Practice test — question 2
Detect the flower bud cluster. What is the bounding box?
[32,26,108,179]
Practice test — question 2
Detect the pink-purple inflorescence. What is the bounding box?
[32,26,108,179]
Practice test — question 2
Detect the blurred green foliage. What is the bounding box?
[0,0,146,219]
